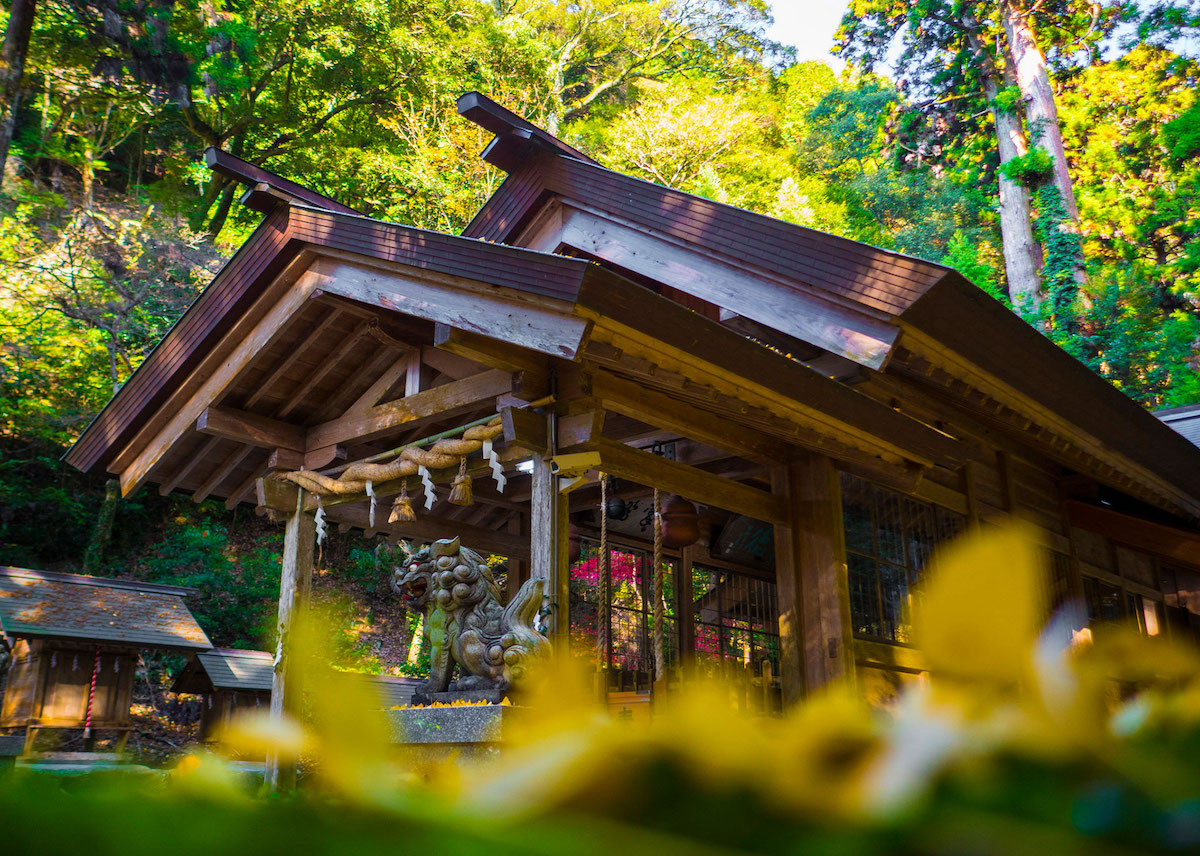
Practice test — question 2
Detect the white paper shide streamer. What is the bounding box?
[418,465,437,510]
[314,500,327,545]
[483,439,506,493]
[365,481,377,527]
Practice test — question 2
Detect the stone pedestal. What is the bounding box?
[388,704,521,763]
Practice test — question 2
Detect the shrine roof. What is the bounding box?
[0,567,211,651]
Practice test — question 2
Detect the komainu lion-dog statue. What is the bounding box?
[392,537,550,703]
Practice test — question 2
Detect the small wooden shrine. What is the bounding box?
[0,567,210,753]
[171,648,418,740]
[64,93,1200,787]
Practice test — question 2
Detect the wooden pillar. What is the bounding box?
[505,513,529,604]
[677,544,696,681]
[530,452,553,585]
[266,487,315,793]
[555,484,570,649]
[772,454,854,705]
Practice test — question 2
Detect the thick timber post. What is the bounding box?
[530,450,569,645]
[266,486,315,792]
[772,453,854,704]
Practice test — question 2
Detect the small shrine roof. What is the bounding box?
[0,567,211,651]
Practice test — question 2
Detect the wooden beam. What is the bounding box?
[344,353,411,415]
[277,319,372,419]
[405,352,430,396]
[266,487,315,793]
[568,437,787,525]
[433,324,550,375]
[305,368,513,449]
[556,410,604,448]
[502,405,549,455]
[433,324,551,401]
[246,309,343,410]
[558,206,897,368]
[158,436,221,496]
[589,370,790,465]
[418,345,484,382]
[314,258,589,358]
[225,459,268,510]
[1067,500,1200,565]
[326,504,530,560]
[206,146,361,215]
[268,448,305,471]
[575,279,964,468]
[197,406,305,452]
[193,445,254,503]
[119,272,328,496]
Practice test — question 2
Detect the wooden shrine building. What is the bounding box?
[172,648,418,740]
[0,568,211,753]
[65,93,1200,778]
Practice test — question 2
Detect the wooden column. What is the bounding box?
[555,484,571,649]
[530,452,553,585]
[772,454,854,705]
[678,544,697,681]
[266,487,315,793]
[505,513,529,605]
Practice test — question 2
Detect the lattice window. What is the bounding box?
[841,472,967,644]
[692,566,780,679]
[569,539,678,691]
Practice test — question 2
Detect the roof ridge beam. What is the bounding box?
[205,147,361,216]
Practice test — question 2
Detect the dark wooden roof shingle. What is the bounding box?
[0,567,211,651]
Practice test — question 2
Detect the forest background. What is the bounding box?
[0,0,1198,674]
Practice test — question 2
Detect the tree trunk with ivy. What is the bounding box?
[1001,0,1086,317]
[1001,0,1079,220]
[82,479,120,574]
[967,14,1042,312]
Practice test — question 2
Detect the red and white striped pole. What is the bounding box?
[83,647,100,739]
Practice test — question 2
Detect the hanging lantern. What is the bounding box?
[660,495,700,548]
[604,476,629,521]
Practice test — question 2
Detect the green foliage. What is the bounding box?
[1163,99,1200,164]
[989,84,1024,114]
[1033,184,1084,327]
[998,148,1055,185]
[133,508,283,650]
[941,230,1004,301]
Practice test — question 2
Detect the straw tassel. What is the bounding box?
[449,457,473,506]
[389,482,417,523]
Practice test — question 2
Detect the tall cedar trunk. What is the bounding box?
[1001,0,1079,219]
[0,0,37,187]
[82,479,120,574]
[967,19,1043,311]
